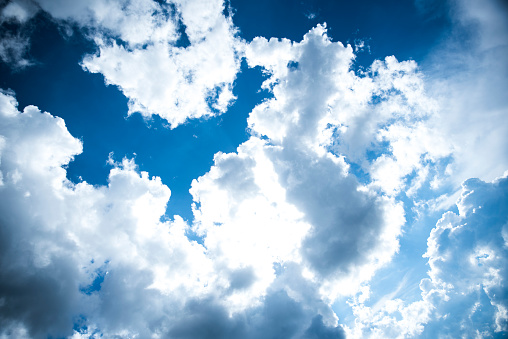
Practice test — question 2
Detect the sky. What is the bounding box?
[0,0,507,338]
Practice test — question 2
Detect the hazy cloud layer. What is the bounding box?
[421,0,508,188]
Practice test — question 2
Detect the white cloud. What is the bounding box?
[1,0,37,23]
[81,12,241,127]
[421,176,508,335]
[67,0,242,128]
[35,0,178,46]
[190,137,312,311]
[0,90,216,337]
[0,88,351,338]
[246,24,454,200]
[189,26,411,312]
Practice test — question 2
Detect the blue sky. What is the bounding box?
[0,0,507,338]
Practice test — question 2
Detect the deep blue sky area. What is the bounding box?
[231,0,451,66]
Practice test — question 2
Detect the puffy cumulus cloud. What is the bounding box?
[190,26,408,320]
[166,264,346,339]
[33,0,179,46]
[81,11,240,127]
[190,137,312,311]
[345,175,508,338]
[420,175,508,336]
[246,25,451,198]
[0,90,215,337]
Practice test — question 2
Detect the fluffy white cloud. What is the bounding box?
[421,175,508,335]
[190,26,410,314]
[0,90,216,337]
[246,24,452,199]
[72,0,242,127]
[81,12,240,127]
[1,0,242,127]
[35,0,178,46]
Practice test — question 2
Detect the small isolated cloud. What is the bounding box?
[353,39,370,54]
[0,31,32,68]
[0,0,38,69]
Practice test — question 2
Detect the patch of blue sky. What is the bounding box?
[80,260,109,295]
[346,161,371,186]
[232,0,451,69]
[365,139,393,162]
[72,315,103,339]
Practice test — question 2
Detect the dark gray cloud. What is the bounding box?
[167,297,246,339]
[303,315,346,339]
[0,258,80,339]
[167,288,346,339]
[271,146,386,278]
